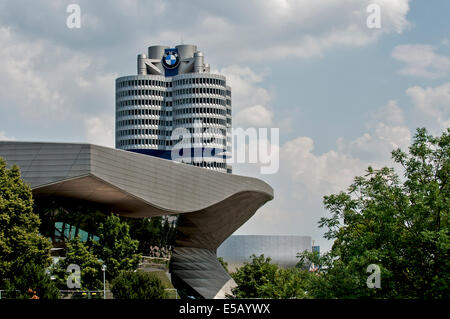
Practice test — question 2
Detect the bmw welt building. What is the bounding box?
[0,44,273,299]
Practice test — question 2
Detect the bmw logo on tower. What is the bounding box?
[163,49,180,69]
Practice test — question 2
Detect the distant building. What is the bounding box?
[217,235,312,272]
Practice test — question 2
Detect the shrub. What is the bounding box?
[4,263,60,299]
[111,271,166,299]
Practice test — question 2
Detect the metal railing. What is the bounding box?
[59,290,110,299]
[142,256,170,261]
[164,288,179,299]
[0,290,19,300]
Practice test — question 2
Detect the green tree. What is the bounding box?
[94,215,141,280]
[230,254,278,298]
[126,216,163,254]
[53,236,103,290]
[4,263,60,299]
[111,270,166,299]
[258,267,312,299]
[0,157,53,295]
[217,257,229,273]
[307,128,449,298]
[231,254,313,299]
[126,215,178,254]
[297,250,363,299]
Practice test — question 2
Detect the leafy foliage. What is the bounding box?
[94,215,141,280]
[52,236,103,290]
[231,254,314,299]
[231,254,279,298]
[3,263,60,299]
[126,216,178,254]
[0,157,53,295]
[305,128,449,298]
[111,270,166,299]
[218,257,229,273]
[258,267,311,299]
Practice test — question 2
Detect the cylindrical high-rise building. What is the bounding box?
[115,44,232,173]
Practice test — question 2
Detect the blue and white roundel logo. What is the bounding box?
[163,51,180,69]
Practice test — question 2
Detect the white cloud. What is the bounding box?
[216,0,411,61]
[337,122,411,161]
[392,44,450,78]
[218,66,270,111]
[216,66,274,128]
[406,82,450,130]
[0,0,411,65]
[441,38,450,46]
[373,99,405,125]
[280,100,410,196]
[338,100,411,161]
[282,136,368,196]
[0,26,117,141]
[84,115,115,148]
[0,27,65,118]
[375,0,410,33]
[234,105,273,128]
[0,131,16,141]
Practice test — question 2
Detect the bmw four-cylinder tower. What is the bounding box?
[115,45,233,173]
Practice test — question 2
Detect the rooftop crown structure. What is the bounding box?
[115,44,232,173]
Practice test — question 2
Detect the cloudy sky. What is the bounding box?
[0,0,449,251]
